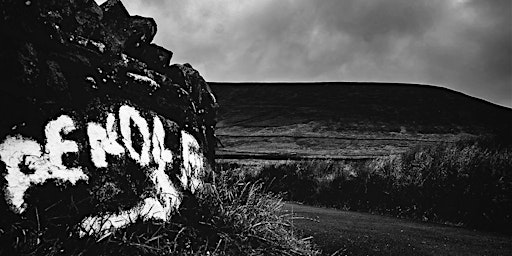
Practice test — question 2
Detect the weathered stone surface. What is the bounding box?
[0,0,217,243]
[130,43,173,74]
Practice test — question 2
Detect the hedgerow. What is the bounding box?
[254,138,512,232]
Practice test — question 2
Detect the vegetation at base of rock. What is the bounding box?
[243,137,512,233]
[1,170,319,256]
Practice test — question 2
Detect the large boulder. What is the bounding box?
[0,0,217,246]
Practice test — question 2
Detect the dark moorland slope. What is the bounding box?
[211,82,512,160]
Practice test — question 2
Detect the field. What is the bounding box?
[211,82,511,162]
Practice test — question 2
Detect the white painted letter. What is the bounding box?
[151,116,180,213]
[45,115,79,167]
[119,105,151,166]
[0,115,89,213]
[0,136,42,212]
[152,116,173,167]
[87,113,125,168]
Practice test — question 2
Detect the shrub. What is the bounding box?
[389,141,512,230]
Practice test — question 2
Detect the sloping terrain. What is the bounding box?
[284,203,512,256]
[211,82,512,160]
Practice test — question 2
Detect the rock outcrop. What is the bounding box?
[0,0,217,244]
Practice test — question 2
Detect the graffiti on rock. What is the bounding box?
[0,104,207,236]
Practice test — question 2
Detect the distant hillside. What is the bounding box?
[210,82,512,160]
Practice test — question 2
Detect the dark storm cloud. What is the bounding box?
[113,0,511,107]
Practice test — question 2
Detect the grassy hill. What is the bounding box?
[210,82,512,161]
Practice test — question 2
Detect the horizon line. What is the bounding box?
[207,81,512,110]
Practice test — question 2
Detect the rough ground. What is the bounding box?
[211,82,512,161]
[284,203,512,256]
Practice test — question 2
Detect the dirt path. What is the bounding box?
[283,203,512,256]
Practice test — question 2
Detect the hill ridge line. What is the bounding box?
[209,81,512,111]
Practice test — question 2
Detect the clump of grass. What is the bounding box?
[1,169,320,256]
[194,169,320,256]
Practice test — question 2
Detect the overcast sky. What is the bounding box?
[97,0,511,107]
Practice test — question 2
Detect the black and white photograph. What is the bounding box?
[0,0,511,255]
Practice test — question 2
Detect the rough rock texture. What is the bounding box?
[0,0,217,246]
